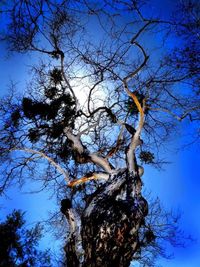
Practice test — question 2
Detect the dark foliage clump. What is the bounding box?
[44,87,58,99]
[60,198,72,214]
[49,123,64,139]
[125,92,145,115]
[144,229,156,244]
[22,97,34,119]
[11,109,21,127]
[22,92,76,123]
[139,151,155,164]
[28,128,40,143]
[22,91,76,145]
[50,68,63,84]
[125,123,136,135]
[72,149,91,164]
[22,98,50,120]
[57,141,72,161]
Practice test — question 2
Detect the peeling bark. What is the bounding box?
[81,169,148,267]
[64,169,148,267]
[64,233,80,267]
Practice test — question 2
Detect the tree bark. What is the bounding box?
[64,169,148,267]
[64,234,80,267]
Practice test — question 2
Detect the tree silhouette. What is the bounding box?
[0,0,198,266]
[0,210,51,267]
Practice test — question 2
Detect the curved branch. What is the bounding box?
[121,41,148,173]
[130,21,152,43]
[64,127,113,174]
[122,41,147,130]
[10,147,69,182]
[123,41,149,85]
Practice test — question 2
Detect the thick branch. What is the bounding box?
[68,172,109,187]
[64,127,113,174]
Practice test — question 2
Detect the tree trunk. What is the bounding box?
[64,234,80,267]
[64,169,148,267]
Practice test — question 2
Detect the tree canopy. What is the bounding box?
[0,0,199,266]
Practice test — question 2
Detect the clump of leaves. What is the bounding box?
[11,109,21,127]
[28,129,40,143]
[22,92,76,145]
[125,91,145,115]
[144,229,156,244]
[50,68,63,84]
[139,151,155,164]
[57,141,72,161]
[44,86,58,99]
[49,123,64,139]
[22,98,50,119]
[22,97,34,119]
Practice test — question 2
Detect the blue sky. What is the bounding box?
[0,1,200,266]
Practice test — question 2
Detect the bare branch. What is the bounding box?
[10,147,69,182]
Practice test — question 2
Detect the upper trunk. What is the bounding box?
[65,169,148,267]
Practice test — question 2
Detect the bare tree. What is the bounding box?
[0,0,199,266]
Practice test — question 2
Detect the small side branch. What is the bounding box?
[148,106,200,122]
[10,147,69,182]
